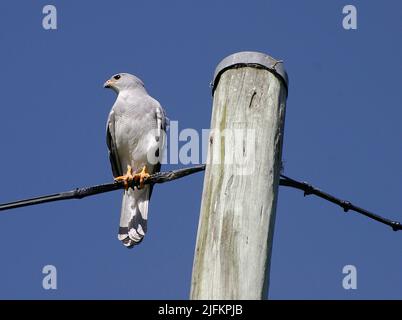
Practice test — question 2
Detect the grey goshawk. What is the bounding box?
[104,73,166,248]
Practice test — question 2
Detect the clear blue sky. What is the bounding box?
[0,0,401,299]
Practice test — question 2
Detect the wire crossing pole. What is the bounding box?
[190,52,288,300]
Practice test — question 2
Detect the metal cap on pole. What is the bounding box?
[212,51,288,95]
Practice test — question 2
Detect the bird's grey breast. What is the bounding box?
[112,94,158,165]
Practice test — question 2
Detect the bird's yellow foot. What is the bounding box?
[133,166,150,189]
[114,165,134,190]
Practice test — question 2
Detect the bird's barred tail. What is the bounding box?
[118,187,150,248]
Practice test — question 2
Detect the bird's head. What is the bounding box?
[103,73,145,94]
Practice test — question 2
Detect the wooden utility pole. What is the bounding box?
[190,52,288,300]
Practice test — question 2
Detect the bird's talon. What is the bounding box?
[133,166,150,189]
[114,165,135,190]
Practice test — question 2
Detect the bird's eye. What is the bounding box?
[113,74,121,80]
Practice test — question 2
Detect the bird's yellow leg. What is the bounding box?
[133,166,150,189]
[114,165,134,190]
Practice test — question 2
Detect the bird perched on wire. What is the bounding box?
[104,73,167,248]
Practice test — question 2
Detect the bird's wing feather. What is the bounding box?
[106,110,123,178]
[148,102,166,198]
[155,105,165,145]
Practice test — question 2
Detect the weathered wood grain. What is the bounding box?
[191,65,287,300]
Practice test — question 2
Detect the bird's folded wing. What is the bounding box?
[106,110,123,178]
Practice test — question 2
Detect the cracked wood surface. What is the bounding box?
[191,66,287,299]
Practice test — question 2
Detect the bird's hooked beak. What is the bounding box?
[103,79,115,89]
